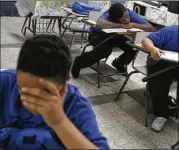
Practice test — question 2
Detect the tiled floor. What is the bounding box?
[1,17,178,149]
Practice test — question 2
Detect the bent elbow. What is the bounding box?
[95,21,103,29]
[141,38,147,47]
[148,25,155,32]
[150,27,156,32]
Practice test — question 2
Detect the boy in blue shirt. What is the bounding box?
[0,35,109,149]
[72,3,154,78]
[142,25,179,132]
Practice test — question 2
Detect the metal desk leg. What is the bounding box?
[58,18,62,36]
[171,141,179,149]
[97,62,100,88]
[115,70,139,101]
[176,81,179,119]
[46,19,53,31]
[145,83,149,127]
[52,19,57,32]
[32,19,37,37]
[21,15,29,34]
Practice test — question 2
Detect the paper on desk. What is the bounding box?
[160,51,178,63]
[134,44,146,50]
[102,28,126,33]
[102,28,143,33]
[135,44,142,48]
[133,44,178,63]
[86,20,96,25]
[128,28,143,32]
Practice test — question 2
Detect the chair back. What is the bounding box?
[130,32,151,76]
[134,32,151,45]
[88,11,104,21]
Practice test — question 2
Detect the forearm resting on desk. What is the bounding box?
[52,116,98,149]
[132,23,155,32]
[96,20,124,29]
[142,38,167,61]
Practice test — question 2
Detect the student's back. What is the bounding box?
[90,8,149,32]
[147,25,179,52]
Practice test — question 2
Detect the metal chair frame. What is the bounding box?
[115,41,179,128]
[81,34,128,88]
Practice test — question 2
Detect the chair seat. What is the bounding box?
[65,22,89,32]
[90,61,120,76]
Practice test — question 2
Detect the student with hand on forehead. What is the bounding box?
[71,3,155,78]
[0,35,109,149]
[142,25,179,132]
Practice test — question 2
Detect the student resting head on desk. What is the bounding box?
[142,25,179,132]
[71,3,155,78]
[0,35,109,149]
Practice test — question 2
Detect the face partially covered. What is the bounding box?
[118,11,130,24]
[17,71,63,115]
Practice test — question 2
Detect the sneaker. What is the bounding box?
[151,117,167,132]
[112,59,126,73]
[169,108,177,117]
[168,96,177,108]
[71,56,80,78]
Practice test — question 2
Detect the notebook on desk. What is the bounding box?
[134,44,178,63]
[102,28,143,33]
[160,51,178,63]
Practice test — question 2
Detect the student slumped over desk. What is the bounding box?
[0,35,109,149]
[71,3,155,78]
[142,25,179,132]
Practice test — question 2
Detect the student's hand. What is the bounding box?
[130,23,137,28]
[21,79,68,128]
[120,23,133,29]
[150,47,165,60]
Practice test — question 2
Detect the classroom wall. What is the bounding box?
[1,0,126,16]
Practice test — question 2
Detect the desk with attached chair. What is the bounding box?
[79,23,144,88]
[115,34,179,130]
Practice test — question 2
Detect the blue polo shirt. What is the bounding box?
[90,9,148,32]
[0,69,109,149]
[147,25,179,52]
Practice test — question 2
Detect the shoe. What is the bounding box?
[71,56,80,78]
[169,108,177,117]
[112,59,126,73]
[151,117,167,132]
[168,96,177,108]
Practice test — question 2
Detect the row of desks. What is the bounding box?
[20,2,178,65]
[16,0,178,27]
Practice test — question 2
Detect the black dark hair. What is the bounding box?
[109,3,126,22]
[17,34,72,84]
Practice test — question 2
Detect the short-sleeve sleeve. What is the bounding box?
[147,29,170,49]
[98,10,110,21]
[0,69,17,116]
[67,93,109,149]
[129,10,148,24]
